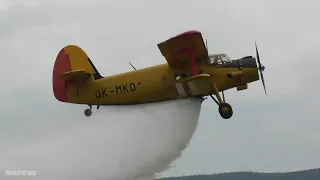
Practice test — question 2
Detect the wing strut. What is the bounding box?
[188,52,198,76]
[178,47,199,76]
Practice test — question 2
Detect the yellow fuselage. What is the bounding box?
[67,59,259,105]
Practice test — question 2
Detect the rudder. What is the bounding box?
[52,45,103,102]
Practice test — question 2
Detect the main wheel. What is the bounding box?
[84,109,92,117]
[218,103,233,119]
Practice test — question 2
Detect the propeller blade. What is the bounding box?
[255,42,267,94]
[259,69,267,94]
[255,42,262,70]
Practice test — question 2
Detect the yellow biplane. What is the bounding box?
[52,30,266,119]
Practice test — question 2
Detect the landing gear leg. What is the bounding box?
[210,85,233,119]
[84,105,92,117]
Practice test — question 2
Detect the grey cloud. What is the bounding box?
[1,0,320,179]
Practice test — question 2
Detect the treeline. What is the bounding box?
[157,168,320,180]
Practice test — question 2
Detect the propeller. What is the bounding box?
[255,42,267,94]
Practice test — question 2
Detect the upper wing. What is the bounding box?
[157,30,208,66]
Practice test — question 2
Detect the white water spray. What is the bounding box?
[0,98,202,180]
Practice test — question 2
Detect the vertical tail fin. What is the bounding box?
[52,45,103,102]
[63,45,103,79]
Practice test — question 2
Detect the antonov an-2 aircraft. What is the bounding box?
[52,30,266,119]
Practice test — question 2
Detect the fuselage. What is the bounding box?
[66,56,260,105]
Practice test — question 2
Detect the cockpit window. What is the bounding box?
[207,54,231,66]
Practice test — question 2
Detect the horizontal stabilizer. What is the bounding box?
[56,70,92,93]
[182,74,212,96]
[58,70,91,81]
[55,70,92,97]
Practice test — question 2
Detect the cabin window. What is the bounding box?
[207,54,231,66]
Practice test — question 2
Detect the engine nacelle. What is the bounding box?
[236,84,248,91]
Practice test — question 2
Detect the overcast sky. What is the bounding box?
[1,0,320,179]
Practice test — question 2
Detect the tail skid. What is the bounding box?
[84,104,101,117]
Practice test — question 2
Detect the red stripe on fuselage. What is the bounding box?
[52,48,71,102]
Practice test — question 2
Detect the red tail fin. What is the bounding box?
[52,48,71,102]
